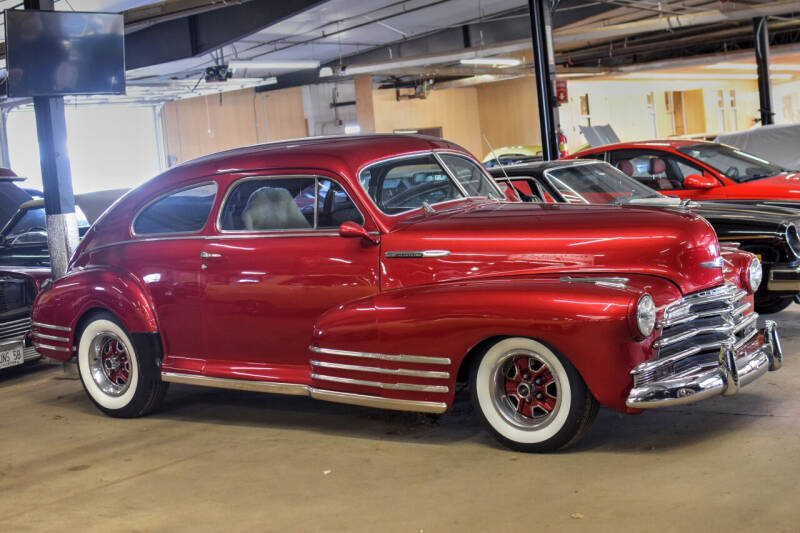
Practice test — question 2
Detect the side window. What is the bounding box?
[133,182,217,235]
[674,158,705,180]
[610,151,682,191]
[219,177,362,232]
[317,178,364,228]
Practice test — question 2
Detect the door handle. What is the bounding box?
[200,251,223,259]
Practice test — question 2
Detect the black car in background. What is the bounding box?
[490,159,800,314]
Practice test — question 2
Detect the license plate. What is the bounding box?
[0,343,24,370]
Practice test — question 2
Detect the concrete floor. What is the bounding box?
[2,309,799,532]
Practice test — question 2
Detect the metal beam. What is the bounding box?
[529,0,559,161]
[125,0,326,70]
[754,17,774,126]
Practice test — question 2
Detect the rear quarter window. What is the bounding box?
[132,182,218,236]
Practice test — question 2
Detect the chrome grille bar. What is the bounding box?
[634,283,758,386]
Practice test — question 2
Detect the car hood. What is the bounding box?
[381,202,723,295]
[688,200,800,227]
[727,172,800,199]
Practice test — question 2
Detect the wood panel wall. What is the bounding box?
[371,87,483,156]
[161,86,307,165]
[476,76,542,157]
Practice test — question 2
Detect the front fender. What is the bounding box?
[313,276,681,412]
[31,267,157,361]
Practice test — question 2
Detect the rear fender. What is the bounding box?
[312,276,680,412]
[31,267,157,361]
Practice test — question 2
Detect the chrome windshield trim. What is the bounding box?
[310,360,450,379]
[311,373,449,393]
[310,345,451,365]
[31,321,71,332]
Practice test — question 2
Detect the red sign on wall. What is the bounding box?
[555,79,568,104]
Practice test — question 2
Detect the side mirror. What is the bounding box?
[684,174,717,190]
[338,221,379,244]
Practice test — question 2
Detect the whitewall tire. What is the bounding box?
[76,312,167,418]
[471,337,598,452]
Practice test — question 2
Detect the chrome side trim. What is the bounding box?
[384,250,450,259]
[311,373,449,393]
[33,342,71,353]
[31,332,70,343]
[310,345,451,365]
[311,388,447,414]
[310,360,449,379]
[31,321,71,332]
[161,372,310,396]
[159,372,449,414]
[560,276,629,288]
[87,232,345,254]
[700,257,724,269]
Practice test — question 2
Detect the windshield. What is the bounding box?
[677,143,785,182]
[5,206,89,238]
[359,152,503,215]
[544,162,662,205]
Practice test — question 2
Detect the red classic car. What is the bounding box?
[571,140,800,203]
[31,135,782,452]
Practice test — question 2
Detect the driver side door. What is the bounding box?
[198,174,380,382]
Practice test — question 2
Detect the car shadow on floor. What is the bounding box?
[115,380,769,453]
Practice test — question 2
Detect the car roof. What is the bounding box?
[586,139,712,151]
[156,134,467,188]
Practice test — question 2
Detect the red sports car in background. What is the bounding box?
[571,140,800,203]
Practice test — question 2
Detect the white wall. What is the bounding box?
[7,104,162,193]
[302,81,358,137]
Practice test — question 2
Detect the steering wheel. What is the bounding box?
[725,166,740,179]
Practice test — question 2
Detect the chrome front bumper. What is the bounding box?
[768,263,800,291]
[626,321,782,409]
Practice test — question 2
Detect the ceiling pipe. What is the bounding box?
[554,0,800,49]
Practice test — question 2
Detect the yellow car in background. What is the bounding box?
[482,145,542,168]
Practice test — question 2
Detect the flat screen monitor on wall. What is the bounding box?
[4,10,125,98]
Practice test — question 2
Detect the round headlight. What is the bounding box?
[636,294,656,338]
[747,256,763,293]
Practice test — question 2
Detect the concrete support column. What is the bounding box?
[354,76,376,134]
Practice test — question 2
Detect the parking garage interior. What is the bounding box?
[1,1,800,531]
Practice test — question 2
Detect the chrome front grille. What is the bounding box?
[633,283,757,387]
[0,316,31,342]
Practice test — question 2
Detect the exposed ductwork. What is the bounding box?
[554,0,800,49]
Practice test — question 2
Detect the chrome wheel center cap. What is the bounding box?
[517,382,532,399]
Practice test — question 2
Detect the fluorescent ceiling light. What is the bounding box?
[229,60,319,71]
[704,63,800,72]
[622,72,792,80]
[460,57,521,67]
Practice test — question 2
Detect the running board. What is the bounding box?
[161,372,448,414]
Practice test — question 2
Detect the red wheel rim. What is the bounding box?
[492,350,560,428]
